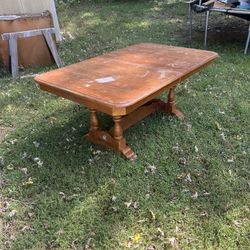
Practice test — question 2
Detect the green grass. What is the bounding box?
[0,0,250,249]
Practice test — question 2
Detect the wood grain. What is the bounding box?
[35,43,218,116]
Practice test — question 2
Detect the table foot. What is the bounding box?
[85,113,137,160]
[84,130,137,160]
[165,88,184,120]
[120,145,137,161]
[169,109,184,120]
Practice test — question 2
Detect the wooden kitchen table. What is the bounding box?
[35,43,218,160]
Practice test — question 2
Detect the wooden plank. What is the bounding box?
[2,28,55,41]
[110,100,164,134]
[0,15,20,21]
[49,0,63,42]
[9,36,19,78]
[42,29,62,67]
[2,27,61,78]
[0,0,62,42]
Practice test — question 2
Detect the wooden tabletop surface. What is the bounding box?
[35,43,218,115]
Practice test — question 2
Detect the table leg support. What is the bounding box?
[90,109,99,131]
[84,112,137,160]
[165,88,184,120]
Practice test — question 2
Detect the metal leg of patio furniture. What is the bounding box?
[204,10,209,48]
[244,23,250,55]
[189,3,193,41]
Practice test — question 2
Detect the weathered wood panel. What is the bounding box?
[2,28,62,78]
[0,13,54,68]
[0,0,62,41]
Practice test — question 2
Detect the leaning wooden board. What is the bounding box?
[0,12,54,68]
[35,43,218,159]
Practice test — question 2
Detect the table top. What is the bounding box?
[35,43,218,116]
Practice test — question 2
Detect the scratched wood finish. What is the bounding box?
[35,43,217,116]
[35,43,218,159]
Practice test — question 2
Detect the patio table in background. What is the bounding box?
[189,0,250,54]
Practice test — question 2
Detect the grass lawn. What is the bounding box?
[0,0,250,249]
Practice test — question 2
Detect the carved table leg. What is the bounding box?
[84,111,137,160]
[90,109,99,131]
[112,116,137,160]
[113,116,123,141]
[165,88,184,120]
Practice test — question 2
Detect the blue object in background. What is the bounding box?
[238,1,250,9]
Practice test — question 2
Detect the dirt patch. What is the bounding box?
[193,16,249,44]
